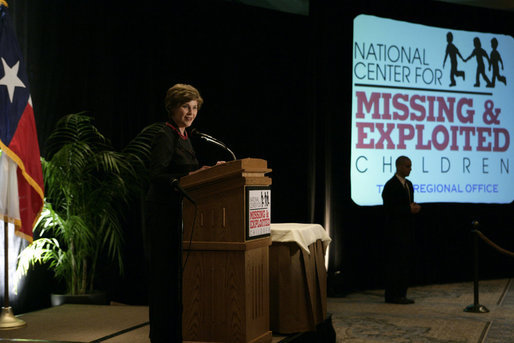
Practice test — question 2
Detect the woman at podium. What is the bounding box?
[144,83,204,342]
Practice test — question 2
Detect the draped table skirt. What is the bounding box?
[269,223,331,334]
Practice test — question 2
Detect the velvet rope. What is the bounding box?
[474,230,514,258]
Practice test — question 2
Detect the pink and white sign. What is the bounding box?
[247,188,271,238]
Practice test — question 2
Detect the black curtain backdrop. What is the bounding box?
[7,0,314,313]
[4,0,514,314]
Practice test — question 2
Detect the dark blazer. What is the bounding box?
[381,175,414,248]
[381,175,415,300]
[382,175,413,219]
[145,122,199,204]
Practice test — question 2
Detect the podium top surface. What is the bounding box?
[180,158,271,188]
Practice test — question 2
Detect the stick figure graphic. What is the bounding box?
[443,32,465,87]
[464,37,492,87]
[489,38,507,86]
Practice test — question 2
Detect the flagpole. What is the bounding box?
[0,220,26,329]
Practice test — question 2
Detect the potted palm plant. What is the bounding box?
[16,113,162,304]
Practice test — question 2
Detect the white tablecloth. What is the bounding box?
[270,223,331,254]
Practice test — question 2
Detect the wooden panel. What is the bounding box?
[182,244,271,343]
[183,180,272,243]
[183,184,246,242]
[245,247,270,342]
[182,250,245,342]
[183,238,271,251]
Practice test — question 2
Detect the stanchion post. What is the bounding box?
[464,220,489,313]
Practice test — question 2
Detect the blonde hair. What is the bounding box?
[164,84,203,116]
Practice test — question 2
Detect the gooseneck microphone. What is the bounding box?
[190,128,236,160]
[171,178,196,205]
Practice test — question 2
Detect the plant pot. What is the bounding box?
[50,291,108,306]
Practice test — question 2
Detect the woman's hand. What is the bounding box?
[189,166,210,175]
[188,162,226,175]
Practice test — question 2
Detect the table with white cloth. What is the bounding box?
[269,223,331,334]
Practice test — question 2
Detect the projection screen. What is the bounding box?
[351,14,514,205]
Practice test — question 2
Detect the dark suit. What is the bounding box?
[381,175,415,301]
[144,122,199,342]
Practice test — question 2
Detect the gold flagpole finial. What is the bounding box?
[0,0,8,8]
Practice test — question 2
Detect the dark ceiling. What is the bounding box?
[233,0,514,15]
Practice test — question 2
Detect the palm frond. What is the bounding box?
[14,237,61,292]
[46,113,112,157]
[18,113,161,295]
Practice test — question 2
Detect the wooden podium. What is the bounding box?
[180,158,273,343]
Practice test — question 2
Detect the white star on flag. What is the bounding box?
[0,57,26,103]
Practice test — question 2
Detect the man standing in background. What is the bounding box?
[382,156,421,304]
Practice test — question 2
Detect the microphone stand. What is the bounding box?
[191,129,236,161]
[171,178,197,268]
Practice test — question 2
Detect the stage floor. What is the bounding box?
[0,278,512,342]
[0,304,149,343]
[0,303,288,343]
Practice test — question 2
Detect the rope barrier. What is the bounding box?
[463,223,489,313]
[474,229,514,258]
[463,222,513,314]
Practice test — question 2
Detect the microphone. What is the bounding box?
[190,128,236,160]
[171,178,196,205]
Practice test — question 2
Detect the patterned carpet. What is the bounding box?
[328,278,514,343]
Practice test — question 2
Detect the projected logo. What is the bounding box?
[351,14,514,205]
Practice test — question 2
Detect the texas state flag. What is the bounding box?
[0,2,44,242]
